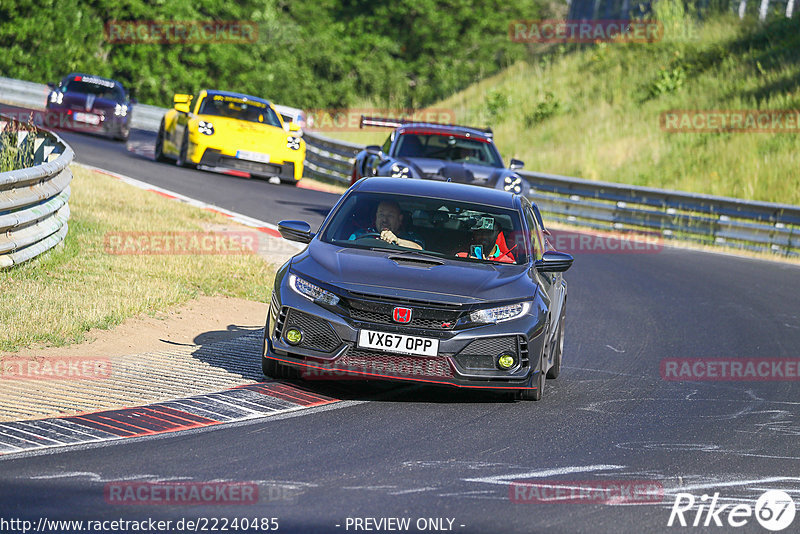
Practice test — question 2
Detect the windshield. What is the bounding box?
[321,192,529,265]
[198,95,282,127]
[63,78,124,100]
[394,132,503,167]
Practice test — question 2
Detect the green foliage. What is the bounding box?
[524,92,561,126]
[484,89,509,123]
[432,14,800,204]
[0,0,547,110]
[649,64,687,97]
[0,120,37,172]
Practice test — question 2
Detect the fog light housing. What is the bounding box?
[497,354,515,369]
[285,328,303,345]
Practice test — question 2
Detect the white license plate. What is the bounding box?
[73,112,100,125]
[236,150,270,163]
[358,330,439,357]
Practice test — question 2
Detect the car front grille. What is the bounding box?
[327,347,453,378]
[281,308,341,353]
[453,336,522,371]
[346,296,461,330]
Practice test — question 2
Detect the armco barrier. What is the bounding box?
[0,115,73,268]
[0,76,303,134]
[302,130,800,256]
[1,76,797,256]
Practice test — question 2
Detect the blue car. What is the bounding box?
[46,73,133,141]
[350,116,530,197]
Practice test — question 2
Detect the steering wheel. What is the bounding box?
[357,232,383,239]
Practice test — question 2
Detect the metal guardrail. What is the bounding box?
[0,76,164,131]
[0,115,74,268]
[0,76,304,134]
[2,76,796,256]
[302,130,800,256]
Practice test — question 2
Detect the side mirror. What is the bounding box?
[288,122,301,133]
[173,93,192,114]
[47,82,56,89]
[278,220,315,244]
[535,250,573,273]
[365,145,382,156]
[509,159,524,170]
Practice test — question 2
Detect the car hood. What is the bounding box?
[196,115,285,137]
[290,240,535,305]
[398,157,505,183]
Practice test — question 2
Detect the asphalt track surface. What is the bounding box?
[1,127,799,533]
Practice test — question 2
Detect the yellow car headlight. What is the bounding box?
[198,120,214,135]
[286,135,301,151]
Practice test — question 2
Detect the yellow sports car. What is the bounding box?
[154,89,305,184]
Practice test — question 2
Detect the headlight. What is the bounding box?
[391,163,410,178]
[114,103,128,117]
[49,91,63,105]
[289,274,339,306]
[503,175,523,193]
[470,302,530,324]
[198,120,214,135]
[286,136,301,150]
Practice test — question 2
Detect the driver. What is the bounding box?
[457,216,516,263]
[349,200,424,250]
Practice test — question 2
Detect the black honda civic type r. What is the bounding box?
[262,177,573,400]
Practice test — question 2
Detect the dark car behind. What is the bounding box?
[46,73,133,141]
[351,117,529,196]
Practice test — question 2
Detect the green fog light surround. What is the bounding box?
[286,328,303,345]
[498,354,515,369]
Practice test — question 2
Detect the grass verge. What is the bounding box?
[0,165,276,352]
[323,12,800,205]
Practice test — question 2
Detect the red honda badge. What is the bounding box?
[392,307,412,323]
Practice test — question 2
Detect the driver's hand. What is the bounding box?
[380,229,399,245]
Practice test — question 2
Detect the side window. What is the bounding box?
[524,207,544,262]
[381,133,393,154]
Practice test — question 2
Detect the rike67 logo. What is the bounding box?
[668,490,795,531]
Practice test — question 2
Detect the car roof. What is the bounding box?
[65,73,123,88]
[203,89,272,107]
[353,177,519,209]
[396,123,492,141]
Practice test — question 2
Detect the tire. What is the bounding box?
[261,339,300,380]
[519,343,546,401]
[154,122,170,162]
[547,312,565,379]
[115,124,129,142]
[262,354,281,379]
[177,129,196,169]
